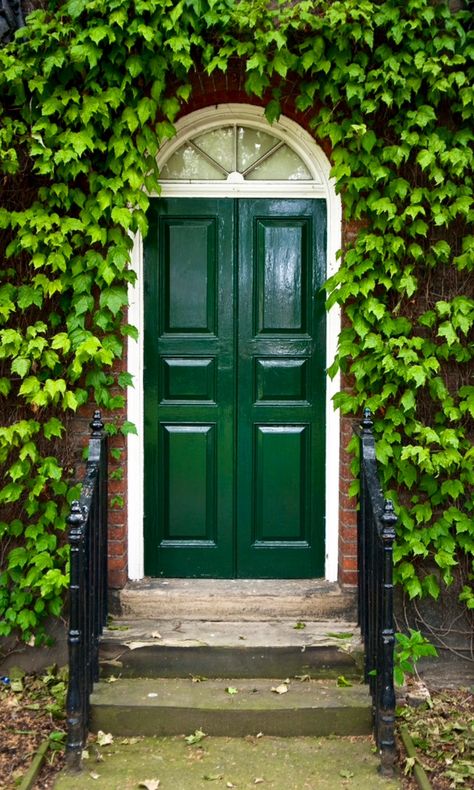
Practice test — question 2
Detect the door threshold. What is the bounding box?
[113,579,357,621]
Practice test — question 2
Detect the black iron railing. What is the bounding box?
[65,410,108,771]
[356,408,397,776]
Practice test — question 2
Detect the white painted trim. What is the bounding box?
[128,104,341,582]
[128,233,144,579]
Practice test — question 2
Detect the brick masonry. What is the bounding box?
[71,68,360,590]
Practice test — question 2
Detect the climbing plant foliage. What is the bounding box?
[0,0,472,641]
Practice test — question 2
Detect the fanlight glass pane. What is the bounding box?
[237,127,278,171]
[194,127,234,171]
[160,144,226,180]
[246,145,311,180]
[160,127,312,181]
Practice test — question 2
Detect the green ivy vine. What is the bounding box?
[0,0,472,642]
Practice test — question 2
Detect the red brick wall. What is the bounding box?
[71,67,360,590]
[71,353,129,590]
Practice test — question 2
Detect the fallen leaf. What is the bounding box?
[89,772,100,780]
[337,676,352,688]
[254,779,265,784]
[105,675,119,683]
[82,750,90,760]
[191,675,208,683]
[203,774,223,781]
[404,756,416,775]
[97,730,114,746]
[147,692,158,698]
[295,674,311,682]
[120,737,141,745]
[271,684,288,694]
[138,780,160,790]
[256,732,263,738]
[185,729,207,745]
[227,783,236,788]
[226,686,238,695]
[326,632,353,639]
[293,621,306,630]
[340,769,354,779]
[151,632,162,639]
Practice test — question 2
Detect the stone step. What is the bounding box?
[114,579,357,621]
[100,619,363,679]
[90,677,372,738]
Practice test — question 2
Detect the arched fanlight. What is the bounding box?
[160,125,312,181]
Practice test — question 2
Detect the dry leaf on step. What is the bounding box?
[271,684,288,694]
[96,731,113,746]
[138,780,161,790]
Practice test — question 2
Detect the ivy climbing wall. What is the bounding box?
[0,0,472,642]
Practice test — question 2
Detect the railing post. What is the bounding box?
[65,409,108,771]
[378,498,397,776]
[65,500,86,772]
[358,408,374,666]
[356,408,397,777]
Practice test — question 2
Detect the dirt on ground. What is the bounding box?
[397,686,474,790]
[0,667,66,789]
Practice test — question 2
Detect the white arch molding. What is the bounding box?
[127,104,341,581]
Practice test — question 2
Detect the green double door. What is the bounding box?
[144,198,326,578]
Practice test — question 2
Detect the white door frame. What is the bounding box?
[127,104,341,581]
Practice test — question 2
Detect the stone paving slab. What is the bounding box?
[55,735,401,790]
[103,619,360,649]
[89,677,372,738]
[100,620,363,680]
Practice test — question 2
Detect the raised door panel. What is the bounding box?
[254,424,309,543]
[256,220,308,334]
[162,219,216,334]
[161,424,216,542]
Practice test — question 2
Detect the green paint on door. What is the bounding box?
[144,198,326,578]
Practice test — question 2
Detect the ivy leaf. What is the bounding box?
[67,0,88,17]
[11,358,31,378]
[118,372,134,388]
[120,421,137,436]
[111,207,132,229]
[99,287,128,316]
[438,323,457,346]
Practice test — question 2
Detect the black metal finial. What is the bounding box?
[381,499,397,537]
[90,410,104,436]
[67,500,85,533]
[361,407,374,434]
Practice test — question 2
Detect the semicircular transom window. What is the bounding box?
[160,125,312,181]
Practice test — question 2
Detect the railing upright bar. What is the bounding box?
[65,501,86,771]
[378,499,397,774]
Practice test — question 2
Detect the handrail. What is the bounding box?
[356,408,397,776]
[65,410,108,771]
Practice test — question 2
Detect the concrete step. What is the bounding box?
[113,579,357,621]
[100,619,363,679]
[90,676,372,738]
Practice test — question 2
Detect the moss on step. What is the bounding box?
[55,734,401,789]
